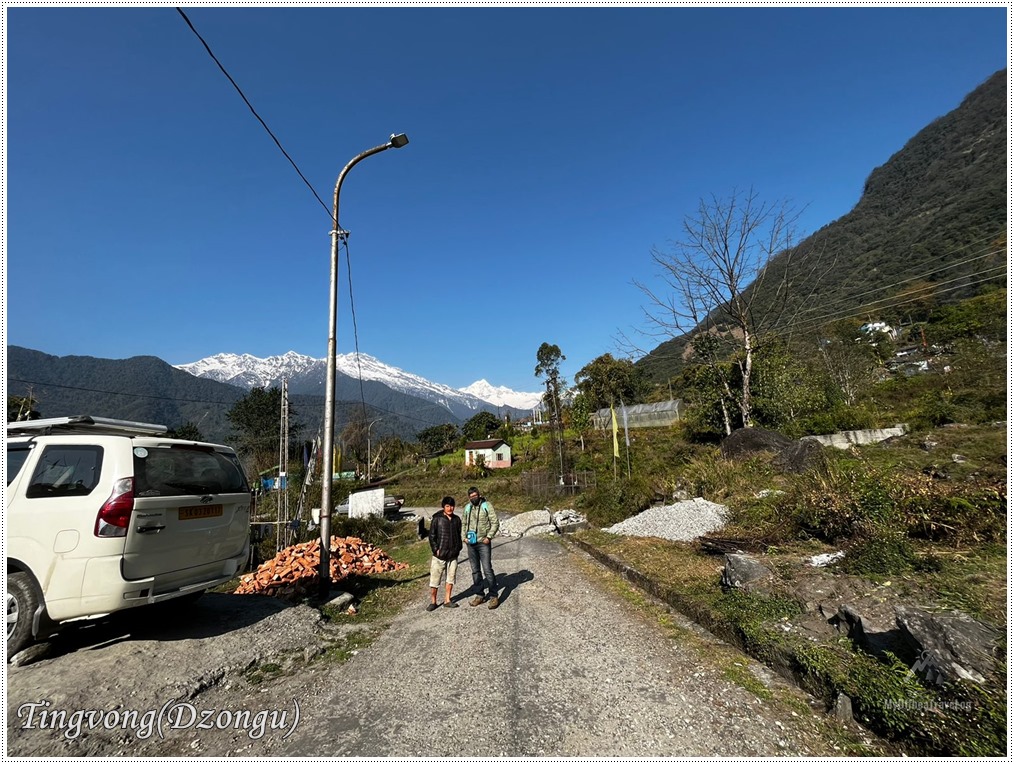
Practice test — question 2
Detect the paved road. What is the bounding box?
[278,533,839,757]
[6,531,865,756]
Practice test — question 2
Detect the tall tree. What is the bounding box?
[635,187,825,429]
[417,423,460,454]
[535,343,566,418]
[226,387,300,468]
[535,343,567,480]
[574,353,645,411]
[463,410,502,442]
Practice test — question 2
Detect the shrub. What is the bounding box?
[891,474,1006,546]
[840,533,915,576]
[577,475,653,528]
[909,390,958,428]
[799,405,879,436]
[789,456,898,542]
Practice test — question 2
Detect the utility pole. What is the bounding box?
[319,134,410,599]
[276,379,289,552]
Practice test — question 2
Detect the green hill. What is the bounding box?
[638,69,1006,383]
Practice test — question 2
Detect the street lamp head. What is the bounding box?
[389,133,409,149]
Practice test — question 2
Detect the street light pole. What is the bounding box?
[367,417,383,483]
[320,134,409,598]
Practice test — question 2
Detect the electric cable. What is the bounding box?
[787,243,1003,324]
[637,239,1006,363]
[175,7,334,223]
[341,235,371,420]
[175,8,399,434]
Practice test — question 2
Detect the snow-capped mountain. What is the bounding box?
[175,352,541,421]
[459,379,543,410]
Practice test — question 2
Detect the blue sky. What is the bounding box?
[5,5,1007,393]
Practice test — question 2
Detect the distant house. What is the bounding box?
[859,322,897,340]
[464,439,512,469]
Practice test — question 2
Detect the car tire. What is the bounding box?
[7,571,40,657]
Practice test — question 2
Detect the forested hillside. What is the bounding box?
[6,346,459,445]
[638,69,1006,382]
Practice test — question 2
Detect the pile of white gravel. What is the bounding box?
[498,509,556,537]
[604,498,729,541]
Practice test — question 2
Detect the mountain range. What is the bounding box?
[7,346,541,445]
[173,351,543,418]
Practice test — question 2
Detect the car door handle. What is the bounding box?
[136,525,166,534]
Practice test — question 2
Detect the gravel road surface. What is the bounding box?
[6,533,871,757]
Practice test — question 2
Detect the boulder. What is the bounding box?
[720,427,792,459]
[721,553,773,591]
[894,605,1003,685]
[831,693,854,723]
[834,603,913,661]
[772,439,824,473]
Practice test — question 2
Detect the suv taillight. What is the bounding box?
[95,477,134,537]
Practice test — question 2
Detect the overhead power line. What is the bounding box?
[7,377,239,406]
[783,263,1006,336]
[638,235,1006,363]
[789,243,1004,324]
[175,7,332,222]
[177,7,375,419]
[342,235,370,420]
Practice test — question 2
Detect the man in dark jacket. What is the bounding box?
[427,496,463,611]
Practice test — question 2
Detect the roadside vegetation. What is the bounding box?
[379,288,1002,755]
[141,287,1009,755]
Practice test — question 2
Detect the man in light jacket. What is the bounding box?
[462,486,501,609]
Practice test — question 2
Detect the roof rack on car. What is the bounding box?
[6,415,169,437]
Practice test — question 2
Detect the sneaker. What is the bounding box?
[487,596,500,610]
[425,603,438,612]
[470,595,485,607]
[443,601,459,608]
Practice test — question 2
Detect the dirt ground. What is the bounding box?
[6,535,882,757]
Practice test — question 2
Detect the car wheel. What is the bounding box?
[7,572,40,656]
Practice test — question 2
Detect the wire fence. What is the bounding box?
[521,470,597,497]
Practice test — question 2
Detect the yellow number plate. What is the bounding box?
[179,504,223,520]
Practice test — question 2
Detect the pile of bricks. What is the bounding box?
[234,536,407,598]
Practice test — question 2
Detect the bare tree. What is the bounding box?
[635,187,826,430]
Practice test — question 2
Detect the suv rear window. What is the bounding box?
[134,446,249,497]
[26,445,104,498]
[7,443,34,486]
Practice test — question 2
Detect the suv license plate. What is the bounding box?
[179,504,223,520]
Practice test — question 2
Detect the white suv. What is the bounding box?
[6,416,251,655]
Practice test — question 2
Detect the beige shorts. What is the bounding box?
[429,556,457,588]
